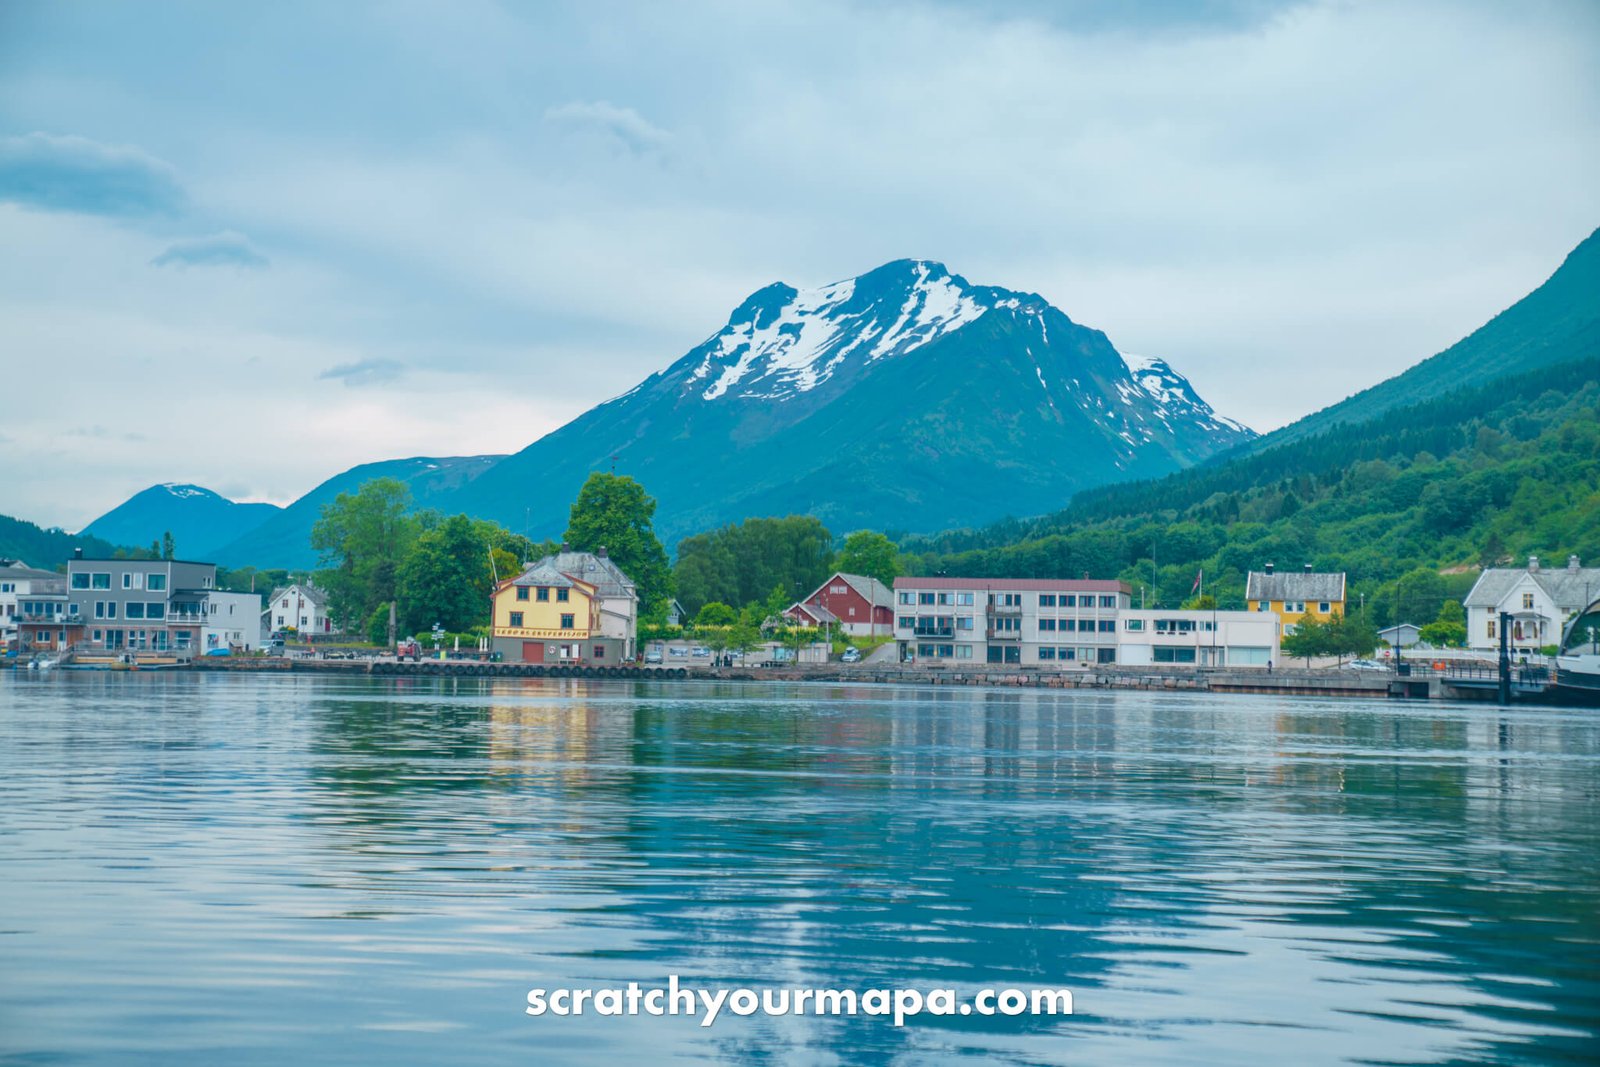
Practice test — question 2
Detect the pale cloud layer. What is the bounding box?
[0,0,1596,531]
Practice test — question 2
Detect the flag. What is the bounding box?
[1191,569,1203,595]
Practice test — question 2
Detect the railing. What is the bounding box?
[912,627,954,638]
[988,603,1024,615]
[986,627,1022,641]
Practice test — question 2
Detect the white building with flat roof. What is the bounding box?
[892,577,1132,666]
[1117,609,1281,668]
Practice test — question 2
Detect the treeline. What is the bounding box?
[897,355,1600,631]
[672,522,902,616]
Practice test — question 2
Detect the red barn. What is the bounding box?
[790,572,894,637]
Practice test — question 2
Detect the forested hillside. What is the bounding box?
[0,514,121,567]
[901,355,1600,627]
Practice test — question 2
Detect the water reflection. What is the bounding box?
[1,673,1596,1065]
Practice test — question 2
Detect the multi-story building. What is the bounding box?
[29,555,221,654]
[1464,555,1600,655]
[1116,609,1280,668]
[490,548,637,664]
[892,577,1132,666]
[202,591,266,652]
[1246,563,1346,638]
[1,560,67,650]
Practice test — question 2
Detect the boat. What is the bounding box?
[26,654,58,671]
[1550,604,1600,706]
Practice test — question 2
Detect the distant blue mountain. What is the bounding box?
[208,455,505,569]
[81,483,281,559]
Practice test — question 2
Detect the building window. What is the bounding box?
[1125,618,1144,631]
[106,602,117,619]
[557,588,570,603]
[954,645,972,659]
[1487,619,1497,639]
[957,592,974,606]
[537,587,550,602]
[147,574,166,591]
[92,573,111,589]
[957,616,974,630]
[899,592,913,605]
[1098,620,1115,633]
[300,616,308,627]
[832,584,847,595]
[560,613,575,629]
[126,603,146,620]
[1039,646,1056,660]
[593,644,605,659]
[70,574,89,589]
[1039,594,1056,607]
[1061,648,1076,661]
[1154,647,1197,664]
[1319,602,1330,613]
[1522,593,1534,610]
[919,592,935,605]
[898,616,915,629]
[276,615,285,626]
[1062,595,1076,607]
[1039,618,1056,631]
[509,612,524,627]
[1061,619,1076,632]
[516,586,530,601]
[282,598,290,608]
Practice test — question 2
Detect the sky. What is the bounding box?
[1,0,1597,532]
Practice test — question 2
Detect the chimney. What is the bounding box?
[1569,554,1581,572]
[73,547,83,560]
[560,542,570,553]
[597,546,608,558]
[1304,563,1313,573]
[1528,555,1540,572]
[1264,562,1274,575]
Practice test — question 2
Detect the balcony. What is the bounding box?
[986,627,1022,641]
[912,626,954,639]
[988,603,1023,615]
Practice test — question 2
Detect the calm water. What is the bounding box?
[1,673,1597,1066]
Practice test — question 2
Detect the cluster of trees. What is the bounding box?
[306,471,672,640]
[898,355,1600,630]
[672,518,904,616]
[1281,614,1379,665]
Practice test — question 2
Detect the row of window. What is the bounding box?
[1256,600,1331,614]
[896,616,1120,635]
[1038,619,1117,633]
[514,586,571,603]
[70,572,170,591]
[90,601,171,620]
[88,628,190,650]
[897,591,1121,609]
[1037,647,1118,662]
[507,612,578,629]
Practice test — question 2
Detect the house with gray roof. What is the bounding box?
[518,546,638,660]
[1245,563,1347,638]
[797,571,895,636]
[1464,555,1600,654]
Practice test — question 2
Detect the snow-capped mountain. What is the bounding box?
[439,259,1254,543]
[81,483,282,559]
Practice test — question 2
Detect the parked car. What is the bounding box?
[841,647,862,663]
[644,647,664,664]
[1346,659,1387,671]
[690,646,711,658]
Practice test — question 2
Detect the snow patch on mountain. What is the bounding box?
[161,483,216,501]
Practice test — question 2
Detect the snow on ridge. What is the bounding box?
[160,483,212,500]
[695,264,989,402]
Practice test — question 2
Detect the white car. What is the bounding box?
[840,647,862,663]
[644,648,663,664]
[691,646,711,658]
[1346,659,1388,671]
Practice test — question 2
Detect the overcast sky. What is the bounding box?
[1,0,1597,531]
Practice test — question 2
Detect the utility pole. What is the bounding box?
[1498,610,1511,706]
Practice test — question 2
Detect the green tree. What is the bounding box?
[310,477,420,629]
[564,472,672,615]
[366,603,391,646]
[836,530,901,586]
[695,602,738,628]
[162,530,175,560]
[727,619,763,664]
[672,515,833,614]
[397,514,494,632]
[1281,617,1334,666]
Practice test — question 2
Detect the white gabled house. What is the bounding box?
[263,583,337,636]
[1464,555,1600,655]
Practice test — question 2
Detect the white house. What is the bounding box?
[264,583,337,636]
[1464,555,1600,655]
[1117,609,1281,668]
[202,590,265,651]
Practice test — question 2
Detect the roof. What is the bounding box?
[1245,571,1346,602]
[1464,563,1600,612]
[536,551,636,600]
[510,559,580,589]
[893,576,1130,593]
[787,601,839,625]
[266,584,328,608]
[808,572,894,609]
[0,563,62,582]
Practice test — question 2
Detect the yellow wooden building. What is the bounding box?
[490,559,602,664]
[1245,563,1346,637]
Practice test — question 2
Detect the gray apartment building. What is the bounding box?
[58,555,220,653]
[892,577,1133,666]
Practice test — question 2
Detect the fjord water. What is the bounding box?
[2,674,1596,1066]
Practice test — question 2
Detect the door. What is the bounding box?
[521,641,545,664]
